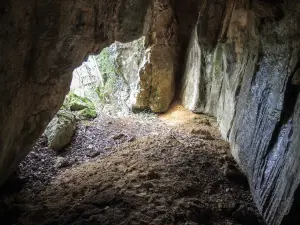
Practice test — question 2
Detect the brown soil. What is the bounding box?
[0,102,264,225]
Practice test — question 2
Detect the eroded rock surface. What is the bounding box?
[180,1,300,224]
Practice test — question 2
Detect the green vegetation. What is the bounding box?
[69,93,94,111]
[77,108,97,119]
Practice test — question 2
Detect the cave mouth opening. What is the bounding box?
[0,39,264,225]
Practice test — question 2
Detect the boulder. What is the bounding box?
[94,0,178,115]
[95,41,144,115]
[44,110,76,151]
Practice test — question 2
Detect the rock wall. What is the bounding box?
[0,0,150,186]
[180,0,300,224]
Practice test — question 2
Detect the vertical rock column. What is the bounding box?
[133,0,178,113]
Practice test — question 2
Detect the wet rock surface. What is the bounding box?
[0,104,264,225]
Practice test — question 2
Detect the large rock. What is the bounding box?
[180,1,300,224]
[45,110,76,151]
[0,0,150,186]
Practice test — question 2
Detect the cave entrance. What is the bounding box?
[52,39,140,124]
[0,39,263,225]
[67,37,147,119]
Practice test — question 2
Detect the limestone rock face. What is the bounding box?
[45,110,76,151]
[95,38,146,115]
[71,56,103,110]
[113,38,146,114]
[134,0,178,112]
[0,0,150,186]
[180,1,300,224]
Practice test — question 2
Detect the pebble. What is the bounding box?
[112,133,125,140]
[88,151,101,158]
[55,157,73,169]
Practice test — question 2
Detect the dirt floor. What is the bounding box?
[0,102,265,225]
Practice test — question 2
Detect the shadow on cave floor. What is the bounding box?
[0,102,265,225]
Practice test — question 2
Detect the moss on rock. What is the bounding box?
[64,92,95,111]
[61,92,97,120]
[77,108,97,119]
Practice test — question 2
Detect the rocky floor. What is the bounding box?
[0,103,265,225]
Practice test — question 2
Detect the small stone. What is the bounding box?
[128,136,136,142]
[185,221,198,225]
[141,181,154,189]
[55,157,72,169]
[112,133,125,140]
[88,151,101,158]
[224,163,248,186]
[137,192,147,197]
